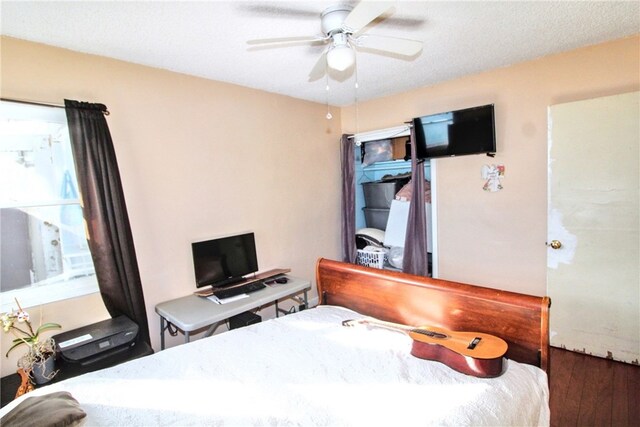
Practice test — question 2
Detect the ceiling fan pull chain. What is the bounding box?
[325,74,332,120]
[355,53,359,134]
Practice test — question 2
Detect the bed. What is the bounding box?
[0,258,551,426]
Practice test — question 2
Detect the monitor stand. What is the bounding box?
[193,268,291,297]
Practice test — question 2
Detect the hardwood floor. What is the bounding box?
[549,346,640,426]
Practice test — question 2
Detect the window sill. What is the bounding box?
[1,275,99,312]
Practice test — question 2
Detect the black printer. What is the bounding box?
[53,315,139,367]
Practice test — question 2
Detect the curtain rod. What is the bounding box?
[347,123,413,139]
[347,124,412,146]
[1,97,65,109]
[0,97,110,115]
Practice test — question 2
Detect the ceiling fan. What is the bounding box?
[247,0,423,82]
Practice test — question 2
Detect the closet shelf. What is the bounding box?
[362,159,430,172]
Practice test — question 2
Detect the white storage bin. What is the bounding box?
[356,248,387,269]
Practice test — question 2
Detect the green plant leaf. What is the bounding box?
[11,337,35,345]
[5,341,27,357]
[35,323,61,336]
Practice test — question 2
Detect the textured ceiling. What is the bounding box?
[1,1,638,106]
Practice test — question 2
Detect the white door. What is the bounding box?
[547,91,639,363]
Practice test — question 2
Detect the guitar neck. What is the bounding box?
[358,318,419,334]
[353,318,450,340]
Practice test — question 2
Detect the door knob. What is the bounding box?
[548,240,562,250]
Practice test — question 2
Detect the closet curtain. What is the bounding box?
[402,125,429,276]
[340,134,357,264]
[65,99,151,347]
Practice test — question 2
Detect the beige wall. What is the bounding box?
[341,35,639,296]
[0,37,342,376]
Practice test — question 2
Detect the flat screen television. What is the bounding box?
[192,232,259,288]
[412,104,496,159]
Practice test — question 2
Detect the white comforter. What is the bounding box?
[0,306,550,426]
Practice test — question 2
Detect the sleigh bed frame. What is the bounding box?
[316,258,551,373]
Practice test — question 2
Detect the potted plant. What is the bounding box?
[2,299,61,385]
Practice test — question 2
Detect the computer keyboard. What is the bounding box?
[212,280,266,300]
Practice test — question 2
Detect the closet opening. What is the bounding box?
[352,128,437,277]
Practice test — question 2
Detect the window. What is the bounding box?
[0,100,98,311]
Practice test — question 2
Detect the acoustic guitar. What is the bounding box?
[342,318,508,378]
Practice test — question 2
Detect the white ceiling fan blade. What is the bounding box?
[308,51,327,82]
[342,0,394,34]
[241,4,319,19]
[247,35,326,46]
[355,34,423,56]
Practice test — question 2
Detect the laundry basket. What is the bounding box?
[356,247,387,269]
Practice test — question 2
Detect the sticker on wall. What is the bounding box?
[481,164,505,192]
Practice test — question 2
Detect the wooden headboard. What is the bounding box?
[316,258,551,373]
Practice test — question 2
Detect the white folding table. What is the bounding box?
[155,275,310,349]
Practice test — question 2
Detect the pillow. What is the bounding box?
[0,391,86,427]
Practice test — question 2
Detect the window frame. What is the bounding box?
[0,100,99,312]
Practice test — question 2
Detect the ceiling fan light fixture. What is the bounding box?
[327,44,355,71]
[248,0,423,81]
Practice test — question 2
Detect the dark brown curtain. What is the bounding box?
[402,124,429,276]
[340,134,357,263]
[65,99,151,347]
